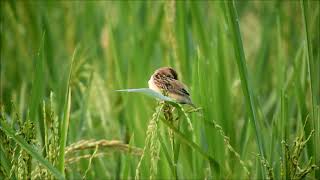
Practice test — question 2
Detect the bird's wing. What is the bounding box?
[167,79,190,96]
[153,76,190,96]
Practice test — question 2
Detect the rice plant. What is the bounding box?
[1,0,319,179]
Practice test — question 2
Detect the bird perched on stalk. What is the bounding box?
[148,67,194,107]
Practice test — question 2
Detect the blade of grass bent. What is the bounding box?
[225,0,266,162]
[0,122,64,179]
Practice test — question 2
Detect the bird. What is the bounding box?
[148,67,194,106]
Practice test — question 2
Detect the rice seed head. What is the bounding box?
[135,103,163,180]
[280,130,318,179]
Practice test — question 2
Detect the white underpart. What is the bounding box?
[148,76,162,93]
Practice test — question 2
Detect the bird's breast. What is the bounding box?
[148,76,162,93]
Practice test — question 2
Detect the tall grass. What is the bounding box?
[1,0,319,179]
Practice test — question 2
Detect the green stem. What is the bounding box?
[225,0,266,157]
[58,89,71,176]
[225,1,266,177]
[160,117,220,175]
[301,1,318,178]
[57,48,76,176]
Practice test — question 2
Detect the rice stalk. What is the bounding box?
[210,120,250,177]
[276,121,319,180]
[135,102,164,180]
[8,145,19,180]
[2,109,36,179]
[160,116,221,175]
[224,2,266,176]
[163,103,178,179]
[300,4,319,178]
[0,104,62,179]
[57,45,77,176]
[32,92,60,180]
[57,88,72,176]
[177,104,194,132]
[256,154,274,180]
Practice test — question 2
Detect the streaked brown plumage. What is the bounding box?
[148,67,194,106]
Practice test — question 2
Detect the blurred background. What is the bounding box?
[1,1,319,179]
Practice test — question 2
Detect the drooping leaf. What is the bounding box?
[116,88,176,103]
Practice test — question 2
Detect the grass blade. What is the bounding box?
[76,70,94,139]
[158,133,175,176]
[301,0,319,177]
[0,122,64,179]
[29,33,46,149]
[224,0,266,166]
[58,88,71,176]
[159,116,220,175]
[57,49,76,176]
[190,2,209,56]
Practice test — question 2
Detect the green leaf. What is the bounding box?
[116,88,176,103]
[301,1,318,177]
[29,33,46,149]
[0,122,64,179]
[58,88,71,176]
[58,48,76,176]
[224,1,267,177]
[158,133,175,176]
[224,0,266,158]
[159,117,220,176]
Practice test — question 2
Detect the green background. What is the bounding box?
[1,1,319,179]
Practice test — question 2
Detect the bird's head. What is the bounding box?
[155,67,178,80]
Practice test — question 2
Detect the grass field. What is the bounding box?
[0,1,319,179]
